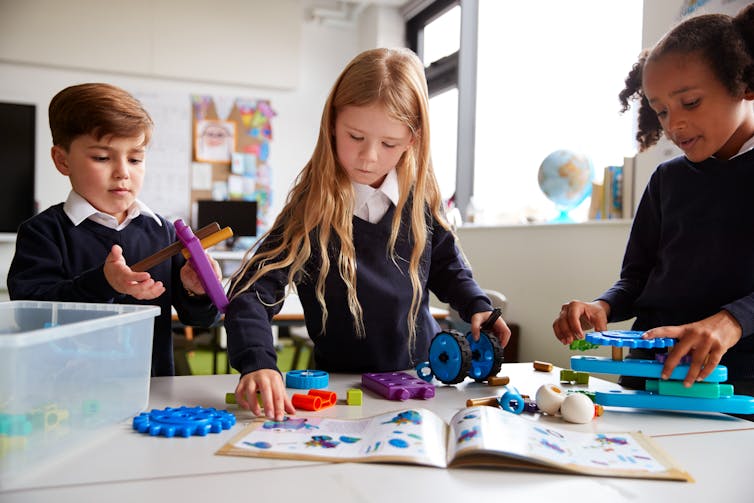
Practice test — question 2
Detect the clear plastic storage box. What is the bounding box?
[0,301,159,485]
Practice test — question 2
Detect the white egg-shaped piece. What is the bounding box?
[561,393,595,424]
[535,384,565,415]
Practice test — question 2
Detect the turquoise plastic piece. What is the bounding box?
[585,330,675,349]
[285,369,329,389]
[594,390,754,414]
[498,387,525,414]
[570,355,728,383]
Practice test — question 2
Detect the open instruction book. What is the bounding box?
[217,405,692,481]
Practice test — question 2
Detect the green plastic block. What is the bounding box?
[645,379,734,399]
[569,339,600,351]
[574,371,590,385]
[560,369,576,382]
[346,388,362,406]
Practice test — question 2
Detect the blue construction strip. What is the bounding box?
[594,390,754,414]
[585,330,676,349]
[570,355,728,383]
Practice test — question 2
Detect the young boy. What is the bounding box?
[7,83,221,376]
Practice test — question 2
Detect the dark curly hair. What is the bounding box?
[618,4,754,151]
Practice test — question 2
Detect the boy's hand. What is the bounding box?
[104,245,165,299]
[180,253,222,295]
[643,311,742,386]
[552,300,610,345]
[235,369,295,421]
[470,310,511,347]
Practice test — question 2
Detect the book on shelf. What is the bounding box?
[216,405,692,482]
[622,155,636,219]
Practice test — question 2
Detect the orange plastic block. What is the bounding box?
[292,389,337,411]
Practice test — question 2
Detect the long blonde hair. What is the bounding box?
[230,47,450,350]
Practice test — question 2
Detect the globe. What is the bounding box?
[537,149,594,222]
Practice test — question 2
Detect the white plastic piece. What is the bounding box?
[561,393,595,424]
[535,384,565,415]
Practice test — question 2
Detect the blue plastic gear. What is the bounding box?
[285,369,329,389]
[132,406,236,438]
[466,331,504,381]
[585,330,675,349]
[428,331,471,384]
[415,361,434,382]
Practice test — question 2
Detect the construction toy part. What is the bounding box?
[499,387,525,414]
[569,339,601,351]
[644,380,734,399]
[594,390,754,414]
[533,360,553,372]
[285,370,329,389]
[346,389,362,406]
[560,393,595,424]
[225,392,263,407]
[466,331,504,381]
[415,361,434,382]
[132,406,236,437]
[428,331,471,384]
[466,396,501,408]
[361,372,435,401]
[487,375,510,386]
[585,330,675,349]
[535,384,565,415]
[131,222,221,272]
[571,355,728,383]
[292,390,337,411]
[560,369,590,385]
[174,219,230,312]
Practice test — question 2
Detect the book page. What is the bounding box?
[447,406,691,481]
[218,408,448,468]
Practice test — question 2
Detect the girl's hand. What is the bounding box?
[643,311,742,386]
[105,245,165,300]
[552,300,610,345]
[470,310,512,347]
[180,253,222,295]
[235,369,295,421]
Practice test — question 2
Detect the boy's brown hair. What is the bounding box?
[48,83,154,150]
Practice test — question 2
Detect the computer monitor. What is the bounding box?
[0,102,36,234]
[196,200,257,248]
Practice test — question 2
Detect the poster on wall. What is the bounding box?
[191,94,276,235]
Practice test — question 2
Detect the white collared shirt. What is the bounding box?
[352,169,400,223]
[63,191,162,230]
[732,135,754,159]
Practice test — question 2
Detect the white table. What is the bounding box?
[2,363,752,502]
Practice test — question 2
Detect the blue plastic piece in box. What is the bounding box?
[570,355,728,383]
[132,406,235,437]
[585,330,676,349]
[594,389,754,414]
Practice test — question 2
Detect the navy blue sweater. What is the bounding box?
[7,204,220,376]
[599,149,754,380]
[225,204,492,375]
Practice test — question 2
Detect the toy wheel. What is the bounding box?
[466,331,504,381]
[428,331,471,384]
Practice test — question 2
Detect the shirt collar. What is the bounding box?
[732,135,754,159]
[352,169,400,208]
[63,190,162,229]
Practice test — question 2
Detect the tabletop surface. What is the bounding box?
[2,363,752,502]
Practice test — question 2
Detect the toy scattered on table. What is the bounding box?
[346,388,362,406]
[533,360,553,372]
[560,369,590,385]
[535,384,565,415]
[465,396,501,408]
[285,370,329,389]
[174,219,230,312]
[361,372,435,400]
[498,386,525,414]
[487,375,510,386]
[571,330,754,414]
[132,406,236,437]
[534,384,599,423]
[225,392,263,407]
[420,309,505,385]
[569,339,601,351]
[292,390,337,411]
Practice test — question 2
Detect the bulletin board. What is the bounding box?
[190,95,276,234]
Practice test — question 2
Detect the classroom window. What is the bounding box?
[407,0,643,224]
[407,0,460,202]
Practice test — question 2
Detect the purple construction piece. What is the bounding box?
[361,372,435,401]
[174,219,229,312]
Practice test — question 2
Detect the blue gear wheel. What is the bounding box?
[285,369,329,389]
[466,331,504,381]
[132,406,236,438]
[428,330,471,385]
[585,330,675,349]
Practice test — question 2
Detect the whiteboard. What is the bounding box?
[134,90,192,223]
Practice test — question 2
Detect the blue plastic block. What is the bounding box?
[133,406,236,438]
[285,370,329,389]
[585,330,675,349]
[594,390,754,414]
[571,355,728,383]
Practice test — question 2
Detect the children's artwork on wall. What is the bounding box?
[195,119,236,164]
[190,94,276,235]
